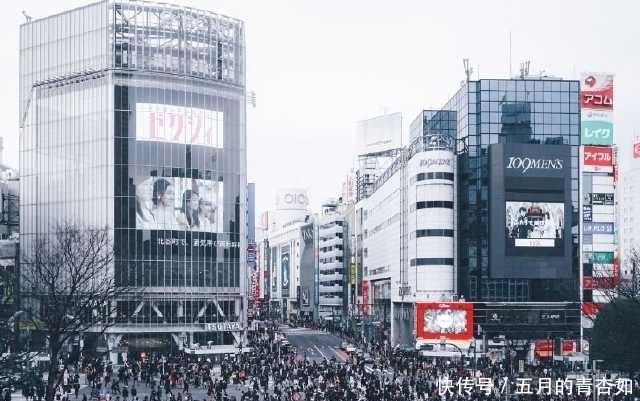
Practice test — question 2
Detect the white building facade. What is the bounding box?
[359,127,457,347]
[318,200,347,320]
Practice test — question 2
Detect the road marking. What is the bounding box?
[313,344,328,360]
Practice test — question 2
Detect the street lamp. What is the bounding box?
[592,359,603,401]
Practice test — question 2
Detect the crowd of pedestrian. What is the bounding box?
[8,321,639,401]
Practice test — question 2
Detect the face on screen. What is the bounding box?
[136,177,223,232]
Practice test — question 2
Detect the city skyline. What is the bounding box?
[4,0,640,214]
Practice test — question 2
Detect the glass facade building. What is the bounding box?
[19,0,246,356]
[428,78,581,302]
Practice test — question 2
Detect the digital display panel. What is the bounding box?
[136,103,224,148]
[506,202,564,248]
[135,177,223,232]
[415,302,474,340]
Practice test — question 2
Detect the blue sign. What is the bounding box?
[583,222,614,235]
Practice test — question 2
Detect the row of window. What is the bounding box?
[411,172,454,184]
[414,229,454,238]
[410,258,454,267]
[412,201,454,210]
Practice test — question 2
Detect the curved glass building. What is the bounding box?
[20,0,246,358]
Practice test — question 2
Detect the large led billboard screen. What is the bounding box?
[136,103,224,148]
[489,143,572,279]
[416,302,474,341]
[135,177,223,232]
[506,202,564,248]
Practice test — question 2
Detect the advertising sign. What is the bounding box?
[580,74,614,110]
[135,177,223,232]
[136,103,224,147]
[299,223,315,312]
[415,302,474,341]
[591,193,614,206]
[592,252,614,264]
[362,281,370,315]
[583,205,593,222]
[506,202,564,248]
[581,120,613,146]
[350,264,356,285]
[583,146,613,173]
[271,247,277,293]
[276,189,309,210]
[281,245,290,297]
[583,222,614,235]
[634,142,640,159]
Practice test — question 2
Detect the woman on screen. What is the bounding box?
[197,199,216,232]
[177,190,200,230]
[136,178,156,230]
[151,178,179,230]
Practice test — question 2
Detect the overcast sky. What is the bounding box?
[4,0,639,215]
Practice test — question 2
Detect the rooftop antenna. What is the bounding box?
[519,60,530,79]
[508,31,512,77]
[463,58,473,82]
[22,10,32,23]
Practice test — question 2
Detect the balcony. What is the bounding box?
[319,296,343,306]
[319,284,343,294]
[320,273,344,282]
[319,225,343,238]
[319,249,343,259]
[319,261,341,271]
[319,237,341,248]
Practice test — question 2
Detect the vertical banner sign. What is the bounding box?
[350,264,356,285]
[634,142,640,159]
[271,247,277,293]
[362,281,370,315]
[281,245,290,298]
[299,223,315,311]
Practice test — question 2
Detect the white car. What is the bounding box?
[345,344,357,353]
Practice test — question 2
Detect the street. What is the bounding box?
[280,327,348,362]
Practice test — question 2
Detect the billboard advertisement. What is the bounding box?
[580,74,613,110]
[136,103,224,148]
[583,205,593,222]
[583,222,614,235]
[281,245,290,298]
[506,202,564,248]
[489,143,572,279]
[276,189,309,210]
[634,142,640,159]
[299,223,315,312]
[415,302,474,341]
[135,177,223,232]
[583,146,613,173]
[355,112,402,156]
[581,120,613,146]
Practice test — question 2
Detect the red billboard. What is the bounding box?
[583,146,613,173]
[361,281,369,315]
[581,74,613,110]
[415,302,474,341]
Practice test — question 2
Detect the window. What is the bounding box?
[410,258,454,266]
[415,201,454,210]
[415,229,454,238]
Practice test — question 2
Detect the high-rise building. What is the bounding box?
[442,78,581,304]
[19,0,247,360]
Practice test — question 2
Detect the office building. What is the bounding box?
[318,199,348,322]
[20,0,247,360]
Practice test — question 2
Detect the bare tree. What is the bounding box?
[20,223,133,401]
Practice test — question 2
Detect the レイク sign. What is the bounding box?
[582,146,613,173]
